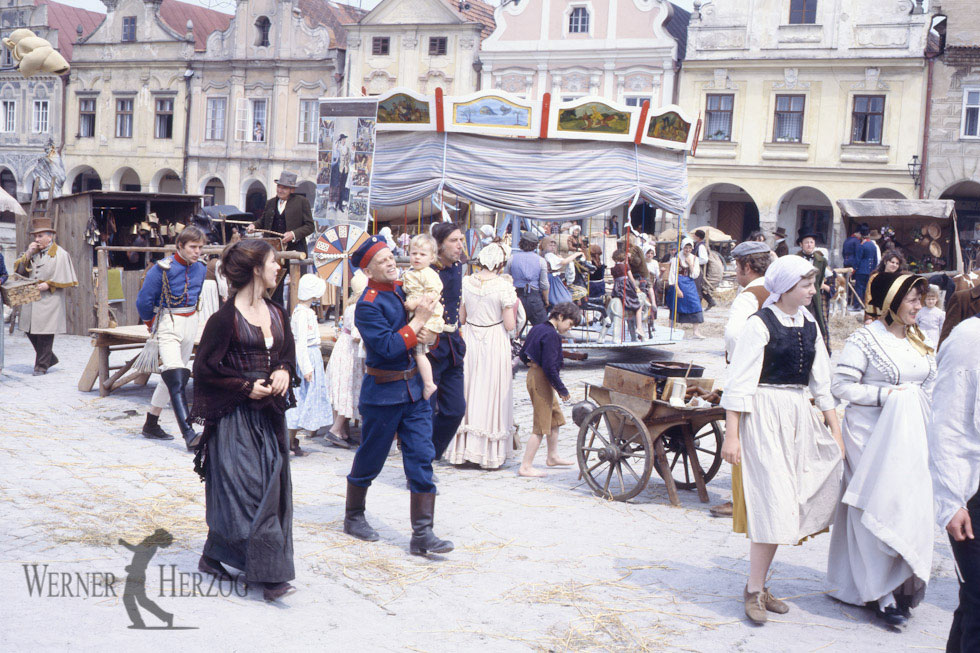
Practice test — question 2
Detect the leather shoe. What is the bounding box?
[743,586,767,624]
[262,582,296,602]
[709,501,733,518]
[324,432,350,449]
[878,604,908,631]
[198,555,233,581]
[763,588,789,614]
[33,366,46,376]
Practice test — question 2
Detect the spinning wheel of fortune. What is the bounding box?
[313,224,372,286]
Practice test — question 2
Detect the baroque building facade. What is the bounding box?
[62,0,232,196]
[1,0,102,201]
[478,0,688,106]
[922,0,980,251]
[343,0,494,97]
[678,0,933,258]
[186,0,359,215]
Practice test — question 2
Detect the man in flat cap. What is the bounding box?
[14,217,77,375]
[248,170,315,304]
[710,239,773,518]
[341,235,453,557]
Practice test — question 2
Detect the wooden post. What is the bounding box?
[288,259,301,311]
[97,248,109,329]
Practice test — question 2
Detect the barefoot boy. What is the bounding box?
[518,302,581,477]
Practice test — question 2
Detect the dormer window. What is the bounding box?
[568,7,589,34]
[789,0,816,25]
[122,16,136,42]
[255,16,271,47]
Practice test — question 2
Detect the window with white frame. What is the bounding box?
[624,96,650,108]
[298,99,317,144]
[122,16,136,42]
[115,97,133,138]
[1,46,13,68]
[962,88,980,138]
[773,94,805,143]
[205,97,226,140]
[568,6,589,34]
[235,98,268,142]
[704,93,733,141]
[1,100,16,132]
[79,97,96,137]
[32,100,48,133]
[155,97,174,139]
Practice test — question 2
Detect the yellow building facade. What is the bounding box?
[678,0,933,259]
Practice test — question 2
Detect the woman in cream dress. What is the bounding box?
[445,243,518,469]
[721,255,845,624]
[828,272,936,630]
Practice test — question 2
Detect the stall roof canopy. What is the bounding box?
[371,131,689,219]
[837,199,956,221]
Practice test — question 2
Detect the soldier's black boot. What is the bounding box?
[141,413,174,440]
[409,492,453,556]
[343,482,379,542]
[161,368,199,449]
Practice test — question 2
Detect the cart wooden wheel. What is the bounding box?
[576,405,653,501]
[653,420,724,491]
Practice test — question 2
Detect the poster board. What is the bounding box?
[314,98,380,232]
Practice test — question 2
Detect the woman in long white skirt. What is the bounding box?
[721,255,845,624]
[828,272,936,630]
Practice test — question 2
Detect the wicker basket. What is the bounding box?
[1,274,41,307]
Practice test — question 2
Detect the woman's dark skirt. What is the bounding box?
[203,403,294,584]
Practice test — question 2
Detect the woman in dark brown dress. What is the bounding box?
[191,239,297,602]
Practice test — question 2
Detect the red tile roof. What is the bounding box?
[297,0,366,48]
[452,0,495,40]
[158,0,233,51]
[34,0,104,61]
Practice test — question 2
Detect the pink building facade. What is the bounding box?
[478,0,689,107]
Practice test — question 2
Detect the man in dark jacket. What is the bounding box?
[938,284,980,349]
[841,228,862,308]
[247,170,315,304]
[854,224,878,312]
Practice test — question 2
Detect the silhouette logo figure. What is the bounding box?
[119,529,186,630]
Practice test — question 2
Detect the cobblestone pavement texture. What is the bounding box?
[0,306,959,651]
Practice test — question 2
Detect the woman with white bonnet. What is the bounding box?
[285,273,333,455]
[721,254,845,625]
[445,242,519,468]
[828,271,936,630]
[663,237,705,338]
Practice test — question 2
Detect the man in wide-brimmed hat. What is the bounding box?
[247,170,315,304]
[796,231,832,352]
[772,226,789,258]
[14,217,77,375]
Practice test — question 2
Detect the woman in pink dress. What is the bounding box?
[445,243,519,469]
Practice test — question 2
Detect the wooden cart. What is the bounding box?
[576,363,725,505]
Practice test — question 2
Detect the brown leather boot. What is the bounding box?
[709,501,734,518]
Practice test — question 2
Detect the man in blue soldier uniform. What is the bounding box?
[426,223,468,462]
[343,236,454,556]
[853,223,878,312]
[136,226,207,447]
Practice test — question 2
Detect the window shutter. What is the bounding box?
[235,97,248,142]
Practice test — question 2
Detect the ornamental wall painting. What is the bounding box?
[446,90,539,138]
[375,87,436,132]
[548,96,637,142]
[641,105,696,151]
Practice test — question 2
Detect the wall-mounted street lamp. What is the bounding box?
[908,155,922,188]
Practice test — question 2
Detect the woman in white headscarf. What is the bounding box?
[445,243,519,468]
[721,255,845,625]
[663,237,704,338]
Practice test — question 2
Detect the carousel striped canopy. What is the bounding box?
[369,131,689,219]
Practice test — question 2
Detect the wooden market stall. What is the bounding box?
[837,199,962,274]
[15,191,204,335]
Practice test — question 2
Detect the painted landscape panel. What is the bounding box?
[557,102,631,135]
